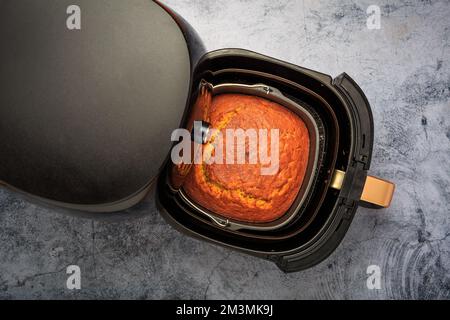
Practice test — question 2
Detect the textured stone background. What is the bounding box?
[0,0,449,299]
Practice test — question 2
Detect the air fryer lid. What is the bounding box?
[0,0,191,206]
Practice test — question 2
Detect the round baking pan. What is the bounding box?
[178,82,325,231]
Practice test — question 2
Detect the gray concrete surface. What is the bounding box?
[0,0,449,299]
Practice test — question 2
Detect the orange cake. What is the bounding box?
[183,93,310,223]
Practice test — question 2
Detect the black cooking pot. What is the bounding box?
[0,0,394,272]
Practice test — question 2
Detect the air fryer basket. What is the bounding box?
[157,49,388,272]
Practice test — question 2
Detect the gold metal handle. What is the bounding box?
[330,170,395,208]
[360,175,395,208]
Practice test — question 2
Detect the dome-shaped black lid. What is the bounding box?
[0,0,191,208]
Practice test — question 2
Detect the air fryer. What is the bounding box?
[0,0,395,272]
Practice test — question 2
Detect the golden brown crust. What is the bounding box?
[183,94,310,223]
